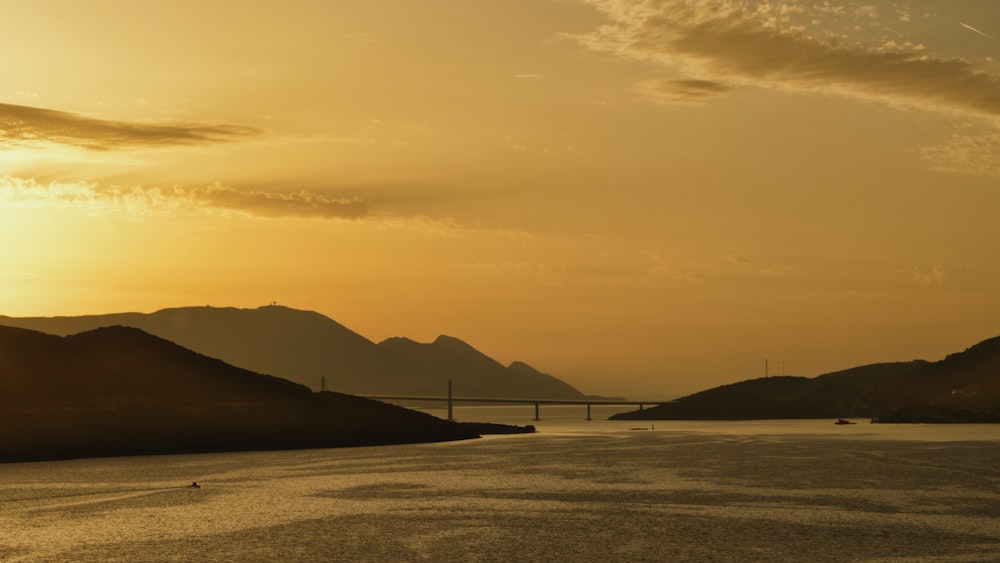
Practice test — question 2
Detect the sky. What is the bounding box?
[2,0,1000,399]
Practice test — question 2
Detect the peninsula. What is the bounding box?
[612,335,1000,422]
[0,324,524,463]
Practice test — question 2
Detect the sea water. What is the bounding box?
[1,408,998,562]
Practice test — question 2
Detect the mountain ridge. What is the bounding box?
[0,324,481,462]
[0,305,590,400]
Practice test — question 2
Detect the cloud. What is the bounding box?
[726,254,751,265]
[922,132,1000,177]
[644,249,699,281]
[469,261,565,275]
[576,0,1000,120]
[636,78,732,104]
[0,102,259,150]
[913,265,946,284]
[0,176,366,220]
[193,184,367,219]
[959,22,993,40]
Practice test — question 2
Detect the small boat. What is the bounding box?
[834,419,855,425]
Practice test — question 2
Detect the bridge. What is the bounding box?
[360,381,666,421]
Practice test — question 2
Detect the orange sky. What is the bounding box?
[2,0,1000,399]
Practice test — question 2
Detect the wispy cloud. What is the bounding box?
[913,265,946,284]
[959,22,993,40]
[636,78,731,104]
[575,0,1000,120]
[469,261,565,275]
[0,102,259,150]
[644,249,699,281]
[0,176,366,220]
[921,132,1000,177]
[726,254,751,265]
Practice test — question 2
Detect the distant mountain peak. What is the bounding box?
[1,305,588,400]
[432,334,473,348]
[507,361,539,374]
[378,336,418,346]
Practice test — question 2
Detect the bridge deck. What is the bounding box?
[359,394,670,421]
[360,395,666,406]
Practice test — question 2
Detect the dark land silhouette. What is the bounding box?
[613,335,1000,422]
[0,305,591,400]
[0,324,538,463]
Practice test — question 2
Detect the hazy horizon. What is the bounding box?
[3,1,1000,399]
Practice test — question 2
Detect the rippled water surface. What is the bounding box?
[2,412,998,562]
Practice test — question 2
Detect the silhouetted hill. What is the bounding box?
[1,306,383,392]
[375,335,585,399]
[890,336,1000,410]
[0,306,587,399]
[613,376,881,420]
[613,335,1000,421]
[813,361,931,394]
[0,325,478,462]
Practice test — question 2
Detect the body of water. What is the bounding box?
[2,410,998,561]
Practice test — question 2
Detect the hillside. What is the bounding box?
[0,325,479,462]
[0,305,587,399]
[612,336,1000,421]
[375,335,584,398]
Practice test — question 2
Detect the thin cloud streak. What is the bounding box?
[636,78,732,104]
[576,0,1000,121]
[0,176,367,220]
[0,102,259,150]
[960,22,993,40]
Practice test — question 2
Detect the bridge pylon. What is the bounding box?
[447,379,454,422]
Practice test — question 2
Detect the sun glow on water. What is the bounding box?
[1,422,998,561]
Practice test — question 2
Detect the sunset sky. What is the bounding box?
[3,0,1000,399]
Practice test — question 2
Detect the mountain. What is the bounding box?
[612,336,1000,421]
[375,335,584,398]
[0,324,478,462]
[0,305,587,399]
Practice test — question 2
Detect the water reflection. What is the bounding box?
[2,417,998,561]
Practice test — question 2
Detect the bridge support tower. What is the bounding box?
[447,379,454,422]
